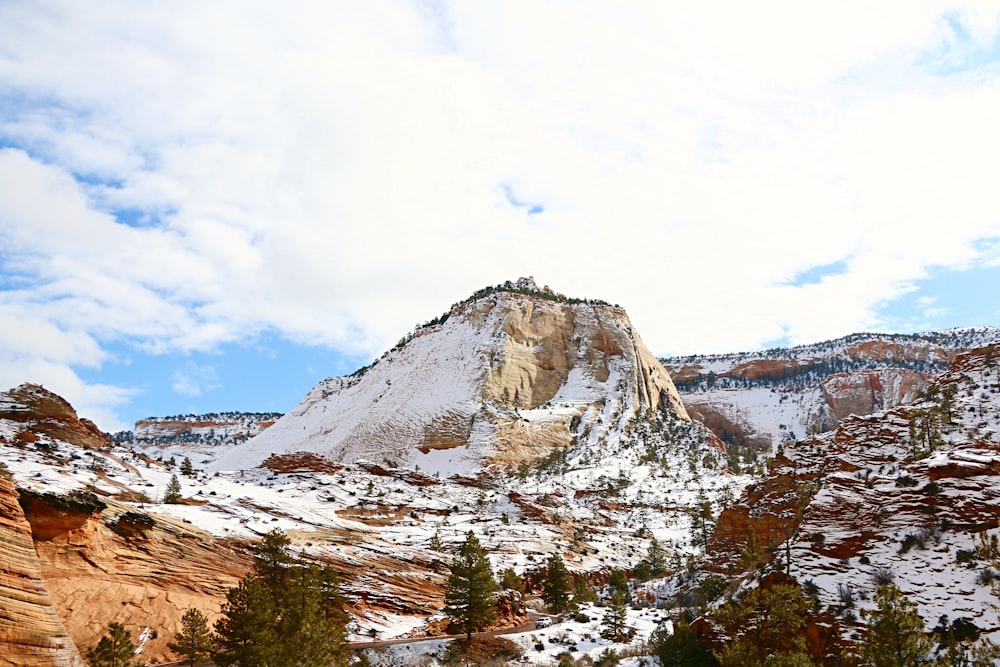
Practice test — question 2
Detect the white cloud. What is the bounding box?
[170,362,221,398]
[1,1,1000,423]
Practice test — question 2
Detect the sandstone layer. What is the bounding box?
[20,490,252,663]
[0,383,110,451]
[702,345,1000,644]
[0,476,83,667]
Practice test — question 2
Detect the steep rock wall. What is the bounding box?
[20,492,251,664]
[0,476,83,667]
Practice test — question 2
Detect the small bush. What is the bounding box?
[871,567,895,586]
[593,648,620,667]
[445,637,522,665]
[976,567,999,586]
[694,575,729,605]
[896,475,919,487]
[957,549,978,565]
[837,583,855,608]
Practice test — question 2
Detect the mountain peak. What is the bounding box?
[214,284,684,473]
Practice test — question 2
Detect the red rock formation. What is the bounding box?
[684,402,772,450]
[1,384,111,451]
[701,345,1000,645]
[0,475,83,666]
[820,369,928,421]
[19,491,252,663]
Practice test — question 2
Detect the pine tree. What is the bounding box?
[645,538,667,576]
[573,575,597,605]
[180,456,194,476]
[607,569,631,602]
[213,529,349,667]
[600,591,628,642]
[444,531,498,639]
[712,583,812,667]
[688,492,715,550]
[163,474,182,504]
[85,622,135,667]
[542,552,572,614]
[499,568,524,594]
[168,608,213,666]
[429,529,444,551]
[253,527,294,594]
[213,575,278,667]
[858,584,934,667]
[276,565,344,666]
[652,620,712,667]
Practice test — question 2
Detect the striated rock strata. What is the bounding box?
[701,345,1000,647]
[20,490,252,663]
[0,475,83,666]
[0,383,110,451]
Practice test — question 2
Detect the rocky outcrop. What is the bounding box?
[0,476,83,666]
[664,329,1000,449]
[214,278,688,472]
[683,402,772,450]
[820,369,927,422]
[700,345,1000,639]
[19,491,252,663]
[132,413,280,446]
[0,383,111,451]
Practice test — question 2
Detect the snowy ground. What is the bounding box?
[358,603,667,667]
[2,400,751,645]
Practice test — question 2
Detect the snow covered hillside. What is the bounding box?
[662,327,1000,452]
[0,278,752,664]
[685,343,1000,657]
[214,278,687,473]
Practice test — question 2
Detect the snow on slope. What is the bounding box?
[212,314,487,472]
[2,394,748,647]
[214,282,685,475]
[684,343,1000,653]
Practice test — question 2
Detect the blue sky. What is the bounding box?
[2,2,1000,430]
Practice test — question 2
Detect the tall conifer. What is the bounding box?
[542,552,572,613]
[445,531,498,639]
[168,608,213,666]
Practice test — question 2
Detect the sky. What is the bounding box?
[1,1,1000,431]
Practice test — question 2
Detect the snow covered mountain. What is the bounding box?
[215,277,688,473]
[662,327,1000,453]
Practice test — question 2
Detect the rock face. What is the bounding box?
[20,490,252,663]
[215,278,688,471]
[0,475,83,667]
[0,383,111,451]
[819,369,926,422]
[701,344,1000,645]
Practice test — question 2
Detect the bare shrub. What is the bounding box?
[871,567,896,586]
